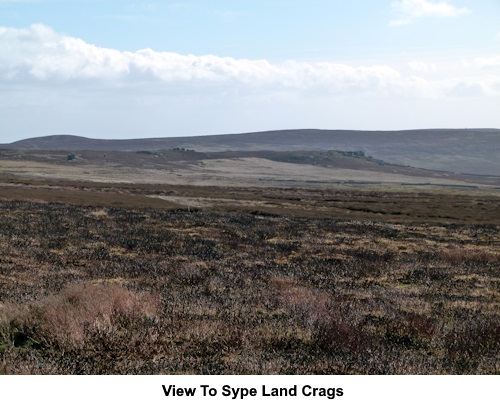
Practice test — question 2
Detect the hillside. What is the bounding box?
[2,128,500,175]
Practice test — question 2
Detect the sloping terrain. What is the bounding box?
[2,128,500,175]
[1,149,499,191]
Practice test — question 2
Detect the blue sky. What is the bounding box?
[1,0,499,142]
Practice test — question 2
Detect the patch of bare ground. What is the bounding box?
[0,201,499,374]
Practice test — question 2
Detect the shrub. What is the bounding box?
[439,248,499,265]
[30,282,158,346]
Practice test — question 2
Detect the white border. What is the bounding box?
[1,375,497,405]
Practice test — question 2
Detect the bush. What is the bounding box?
[7,283,158,348]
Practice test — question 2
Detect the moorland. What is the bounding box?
[0,129,499,374]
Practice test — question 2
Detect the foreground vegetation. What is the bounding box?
[0,201,499,374]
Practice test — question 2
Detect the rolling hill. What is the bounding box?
[2,128,500,176]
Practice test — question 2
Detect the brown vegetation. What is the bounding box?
[1,175,499,224]
[0,200,498,374]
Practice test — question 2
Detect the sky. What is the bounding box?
[0,0,499,143]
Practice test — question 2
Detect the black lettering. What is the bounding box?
[231,387,240,400]
[222,385,231,397]
[184,387,196,396]
[162,385,196,397]
[326,388,336,399]
[162,385,173,396]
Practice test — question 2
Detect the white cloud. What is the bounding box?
[408,60,437,72]
[473,55,500,69]
[446,81,485,97]
[0,24,406,94]
[0,23,498,103]
[390,0,470,26]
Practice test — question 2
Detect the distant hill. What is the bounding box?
[2,129,500,176]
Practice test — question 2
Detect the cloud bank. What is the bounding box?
[1,24,400,93]
[0,24,499,141]
[390,0,470,26]
[1,24,497,100]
